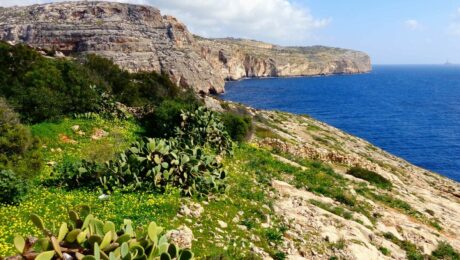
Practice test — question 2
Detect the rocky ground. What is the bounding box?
[206,97,460,259]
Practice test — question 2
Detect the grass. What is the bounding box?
[31,117,142,177]
[254,125,284,140]
[379,246,391,256]
[306,124,321,132]
[309,199,353,220]
[431,241,460,260]
[240,147,378,225]
[346,167,392,190]
[1,117,290,259]
[189,144,291,258]
[358,188,443,231]
[0,141,285,258]
[0,187,181,255]
[383,232,425,260]
[1,112,454,259]
[329,238,346,250]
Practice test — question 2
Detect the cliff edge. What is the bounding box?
[0,1,371,94]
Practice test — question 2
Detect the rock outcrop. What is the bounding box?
[212,99,460,259]
[0,1,371,94]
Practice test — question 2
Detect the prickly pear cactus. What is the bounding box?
[7,206,194,260]
[176,107,233,155]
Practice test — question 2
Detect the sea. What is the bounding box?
[221,65,460,182]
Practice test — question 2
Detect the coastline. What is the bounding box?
[207,97,460,257]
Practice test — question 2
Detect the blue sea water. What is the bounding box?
[222,65,460,182]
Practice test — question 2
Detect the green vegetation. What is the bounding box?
[309,199,353,220]
[1,40,459,259]
[0,98,41,204]
[221,112,252,142]
[50,137,226,196]
[7,206,193,260]
[83,54,184,107]
[346,167,392,190]
[358,188,443,231]
[142,99,199,138]
[176,107,233,154]
[0,43,103,122]
[383,233,460,260]
[0,169,27,205]
[431,241,460,260]
[383,232,425,260]
[0,42,193,123]
[254,126,283,140]
[378,246,391,256]
[0,98,42,178]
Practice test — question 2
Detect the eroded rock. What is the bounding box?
[0,2,371,94]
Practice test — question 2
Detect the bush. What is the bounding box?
[50,138,227,196]
[431,241,460,259]
[83,54,187,107]
[47,157,102,190]
[0,42,196,123]
[0,98,41,178]
[221,112,252,142]
[0,169,27,204]
[0,42,105,122]
[7,206,194,260]
[142,99,198,138]
[346,167,392,189]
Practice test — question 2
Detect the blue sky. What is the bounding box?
[3,0,460,64]
[297,1,460,64]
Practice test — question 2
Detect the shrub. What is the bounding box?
[83,54,188,107]
[47,157,102,190]
[221,112,252,142]
[0,169,27,204]
[51,138,227,196]
[0,42,195,123]
[7,206,194,260]
[431,241,460,259]
[142,99,198,138]
[0,98,42,178]
[0,42,105,122]
[265,228,284,244]
[379,246,391,256]
[346,167,392,189]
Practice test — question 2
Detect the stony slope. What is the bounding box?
[0,1,371,94]
[206,97,460,259]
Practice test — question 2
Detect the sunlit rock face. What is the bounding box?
[0,1,371,94]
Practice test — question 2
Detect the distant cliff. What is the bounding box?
[197,37,371,81]
[0,1,371,94]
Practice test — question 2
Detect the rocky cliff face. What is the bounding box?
[0,1,371,94]
[198,38,371,81]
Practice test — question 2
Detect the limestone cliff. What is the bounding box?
[197,37,371,81]
[0,1,371,94]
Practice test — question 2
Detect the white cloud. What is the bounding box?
[0,0,330,46]
[404,19,421,31]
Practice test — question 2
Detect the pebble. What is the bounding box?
[218,220,228,228]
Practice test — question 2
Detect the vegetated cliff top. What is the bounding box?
[0,1,371,94]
